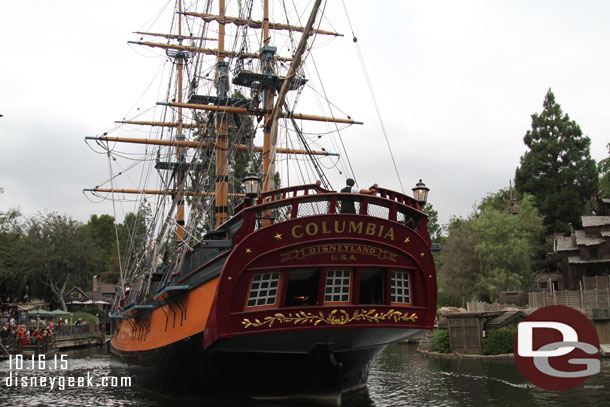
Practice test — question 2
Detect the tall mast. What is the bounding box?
[261,0,275,194]
[265,0,323,192]
[215,0,229,228]
[176,0,186,243]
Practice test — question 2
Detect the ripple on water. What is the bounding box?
[1,344,609,407]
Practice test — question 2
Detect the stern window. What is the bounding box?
[359,268,385,305]
[246,272,281,308]
[324,269,351,303]
[391,271,411,304]
[285,268,320,307]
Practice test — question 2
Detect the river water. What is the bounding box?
[0,343,608,407]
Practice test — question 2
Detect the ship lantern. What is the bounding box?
[243,173,261,200]
[412,179,429,205]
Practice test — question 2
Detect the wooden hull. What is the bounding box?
[112,279,218,352]
[111,327,421,405]
[111,188,437,405]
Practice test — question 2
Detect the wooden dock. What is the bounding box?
[0,324,107,358]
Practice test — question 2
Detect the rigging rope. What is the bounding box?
[340,0,405,193]
[105,144,125,308]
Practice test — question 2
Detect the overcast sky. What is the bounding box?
[1,0,609,228]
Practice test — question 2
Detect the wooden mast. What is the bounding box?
[261,0,274,194]
[214,0,229,228]
[96,1,355,228]
[176,0,186,243]
[264,0,323,193]
[180,12,342,37]
[87,135,339,156]
[127,40,293,62]
[162,102,361,124]
[86,188,244,198]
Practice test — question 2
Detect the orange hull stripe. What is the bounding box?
[112,278,218,352]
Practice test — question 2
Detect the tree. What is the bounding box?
[422,202,443,244]
[437,190,545,304]
[597,144,610,201]
[437,216,478,305]
[515,89,597,233]
[84,214,116,257]
[471,194,545,299]
[85,214,124,284]
[19,213,102,310]
[0,208,25,301]
[112,208,150,282]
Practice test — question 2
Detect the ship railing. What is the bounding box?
[257,183,331,202]
[233,190,430,245]
[255,183,422,211]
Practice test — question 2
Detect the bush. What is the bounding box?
[71,311,99,325]
[433,329,450,353]
[482,327,517,355]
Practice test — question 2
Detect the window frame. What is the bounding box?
[389,270,413,305]
[323,268,353,305]
[243,271,284,310]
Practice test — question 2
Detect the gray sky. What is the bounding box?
[1,0,609,228]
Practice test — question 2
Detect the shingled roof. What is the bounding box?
[568,256,610,264]
[574,230,605,246]
[582,216,610,228]
[555,236,576,252]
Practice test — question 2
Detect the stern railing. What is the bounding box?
[232,184,430,246]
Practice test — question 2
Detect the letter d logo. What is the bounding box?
[517,321,577,357]
[514,305,600,391]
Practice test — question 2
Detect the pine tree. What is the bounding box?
[515,89,597,233]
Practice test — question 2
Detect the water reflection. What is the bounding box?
[369,343,610,407]
[0,344,608,406]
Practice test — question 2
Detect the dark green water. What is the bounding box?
[0,343,608,406]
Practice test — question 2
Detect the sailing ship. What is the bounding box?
[85,0,437,404]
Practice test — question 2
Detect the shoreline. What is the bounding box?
[416,348,515,360]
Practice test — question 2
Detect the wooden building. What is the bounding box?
[439,310,525,354]
[553,215,610,290]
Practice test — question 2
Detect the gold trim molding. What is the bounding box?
[241,309,418,329]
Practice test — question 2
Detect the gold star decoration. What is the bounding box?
[274,233,282,240]
[420,252,425,257]
[245,248,252,254]
[404,237,410,243]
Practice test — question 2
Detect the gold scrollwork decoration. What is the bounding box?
[241,309,418,329]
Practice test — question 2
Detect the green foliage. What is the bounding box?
[0,208,157,305]
[0,208,26,300]
[472,194,545,299]
[84,214,120,284]
[84,214,116,256]
[71,311,99,324]
[438,190,545,303]
[422,202,444,244]
[433,329,451,353]
[18,213,103,310]
[598,147,610,200]
[115,207,150,280]
[437,290,461,308]
[515,89,597,234]
[482,327,517,355]
[437,216,478,304]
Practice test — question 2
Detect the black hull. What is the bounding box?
[111,328,420,405]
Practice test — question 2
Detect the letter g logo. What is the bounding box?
[514,306,600,391]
